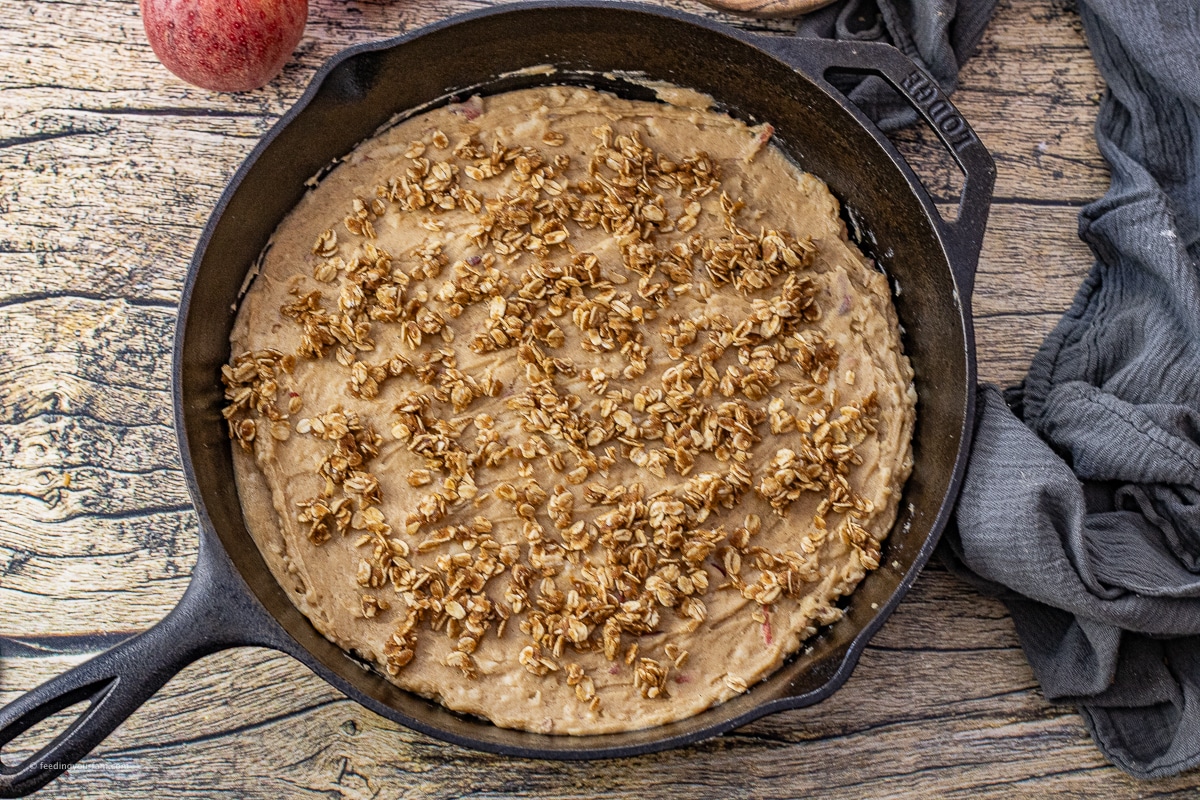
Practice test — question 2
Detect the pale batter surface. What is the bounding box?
[224,85,916,734]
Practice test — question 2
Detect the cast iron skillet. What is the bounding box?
[0,3,993,795]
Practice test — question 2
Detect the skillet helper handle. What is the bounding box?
[0,548,280,798]
[0,618,190,797]
[745,36,996,299]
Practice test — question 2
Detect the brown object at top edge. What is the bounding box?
[697,0,837,19]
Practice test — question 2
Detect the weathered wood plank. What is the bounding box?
[977,311,1071,388]
[0,193,1092,631]
[0,458,189,522]
[6,641,1197,799]
[0,104,1104,308]
[0,204,1094,402]
[0,299,175,424]
[2,568,1045,773]
[974,202,1094,318]
[0,0,790,100]
[2,579,1181,800]
[1,1,1106,312]
[0,200,1093,406]
[0,560,1124,800]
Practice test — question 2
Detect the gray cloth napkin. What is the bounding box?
[796,0,998,130]
[945,0,1200,782]
[800,0,1200,781]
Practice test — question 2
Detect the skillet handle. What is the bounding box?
[742,35,996,300]
[0,545,282,798]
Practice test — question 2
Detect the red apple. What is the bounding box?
[140,0,308,92]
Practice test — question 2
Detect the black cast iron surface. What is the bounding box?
[0,3,993,795]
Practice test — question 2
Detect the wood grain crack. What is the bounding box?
[0,129,104,151]
[100,699,345,757]
[0,292,178,312]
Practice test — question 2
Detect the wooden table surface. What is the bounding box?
[2,0,1197,796]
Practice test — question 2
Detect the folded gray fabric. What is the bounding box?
[796,0,998,130]
[946,0,1200,781]
[799,0,1199,778]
